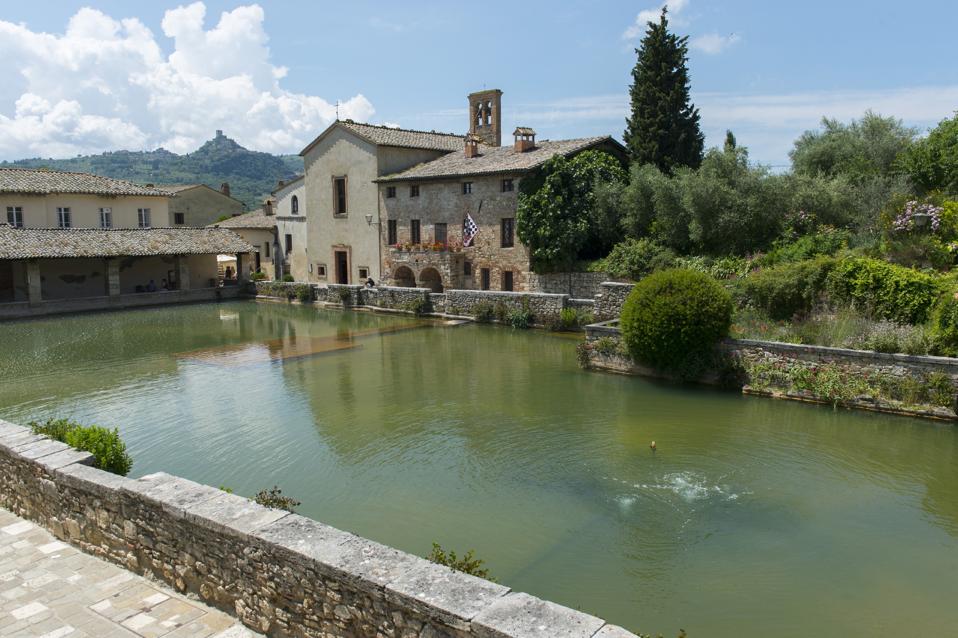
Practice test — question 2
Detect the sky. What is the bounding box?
[0,0,956,167]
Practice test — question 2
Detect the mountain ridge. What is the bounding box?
[1,131,303,210]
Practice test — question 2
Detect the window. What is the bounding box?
[501,178,514,192]
[386,186,396,199]
[6,206,23,228]
[480,268,491,290]
[503,271,514,292]
[387,219,398,245]
[334,177,347,215]
[410,184,420,198]
[265,241,270,258]
[285,233,293,254]
[98,207,113,229]
[359,267,369,280]
[291,195,299,214]
[173,212,185,225]
[137,208,151,228]
[464,261,472,276]
[411,219,421,244]
[501,217,515,248]
[57,207,72,228]
[462,182,472,195]
[317,264,327,278]
[434,222,447,245]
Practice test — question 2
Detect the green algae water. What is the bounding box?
[1,300,957,637]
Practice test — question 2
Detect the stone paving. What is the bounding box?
[0,507,259,638]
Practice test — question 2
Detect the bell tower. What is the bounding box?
[468,89,503,147]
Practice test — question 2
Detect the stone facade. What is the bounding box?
[380,174,529,292]
[593,282,634,321]
[0,419,638,638]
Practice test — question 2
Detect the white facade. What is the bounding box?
[273,177,309,281]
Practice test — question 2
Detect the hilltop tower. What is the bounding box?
[468,89,503,147]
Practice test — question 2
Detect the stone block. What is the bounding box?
[386,559,509,631]
[0,430,45,451]
[253,513,355,570]
[34,448,94,471]
[123,472,221,517]
[0,420,30,438]
[55,461,134,497]
[12,438,72,460]
[471,592,605,638]
[186,491,290,537]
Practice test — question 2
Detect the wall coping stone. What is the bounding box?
[35,448,94,471]
[448,289,568,300]
[472,592,606,638]
[184,490,290,537]
[15,438,73,460]
[122,471,223,519]
[597,282,634,289]
[55,460,134,495]
[594,625,640,638]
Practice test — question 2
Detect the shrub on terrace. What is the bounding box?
[591,238,676,281]
[931,291,958,356]
[281,274,295,282]
[620,269,732,375]
[29,419,132,476]
[826,257,943,324]
[742,257,837,321]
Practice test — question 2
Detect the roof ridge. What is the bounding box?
[341,120,462,138]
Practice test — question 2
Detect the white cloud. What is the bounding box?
[0,3,375,159]
[624,0,690,39]
[690,32,741,55]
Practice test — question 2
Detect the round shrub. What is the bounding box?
[620,269,733,373]
[931,292,958,356]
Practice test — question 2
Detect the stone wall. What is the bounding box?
[362,285,432,311]
[0,419,638,638]
[526,272,609,299]
[593,282,634,321]
[445,289,567,324]
[581,323,958,421]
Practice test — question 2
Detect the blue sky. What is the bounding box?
[1,0,956,166]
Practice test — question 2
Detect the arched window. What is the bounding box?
[291,195,299,214]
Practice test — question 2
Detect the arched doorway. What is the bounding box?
[393,266,415,287]
[419,267,443,293]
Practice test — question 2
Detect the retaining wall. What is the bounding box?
[363,286,432,311]
[444,290,568,324]
[592,283,634,321]
[582,323,958,421]
[526,272,609,299]
[0,418,638,638]
[0,287,245,321]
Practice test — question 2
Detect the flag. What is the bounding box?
[463,213,479,247]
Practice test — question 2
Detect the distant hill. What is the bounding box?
[1,131,303,210]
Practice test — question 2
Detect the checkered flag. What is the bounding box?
[463,213,479,247]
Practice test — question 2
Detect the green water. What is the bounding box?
[1,301,957,637]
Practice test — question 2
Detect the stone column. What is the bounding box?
[176,256,191,291]
[105,258,121,297]
[236,253,248,284]
[26,260,42,305]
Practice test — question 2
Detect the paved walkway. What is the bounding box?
[0,508,259,638]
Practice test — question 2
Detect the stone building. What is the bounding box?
[377,91,625,292]
[210,207,279,279]
[0,224,252,318]
[299,120,463,285]
[159,183,245,227]
[272,176,308,281]
[1,167,173,229]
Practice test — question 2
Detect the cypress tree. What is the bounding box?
[624,8,704,172]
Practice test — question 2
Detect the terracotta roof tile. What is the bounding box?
[0,168,175,197]
[209,209,277,229]
[0,225,253,260]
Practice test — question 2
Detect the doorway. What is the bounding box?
[335,250,349,284]
[0,262,12,302]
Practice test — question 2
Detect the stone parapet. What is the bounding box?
[0,287,244,321]
[592,282,634,321]
[526,272,610,298]
[0,418,638,638]
[445,289,568,324]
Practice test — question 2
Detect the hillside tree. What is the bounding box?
[624,8,704,173]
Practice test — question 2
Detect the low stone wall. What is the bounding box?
[0,419,636,638]
[593,282,634,321]
[526,272,609,299]
[445,289,568,324]
[254,280,314,301]
[362,286,432,311]
[582,323,958,421]
[0,287,245,321]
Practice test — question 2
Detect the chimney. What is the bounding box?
[468,89,503,147]
[513,127,536,152]
[277,180,285,189]
[264,199,273,216]
[221,182,231,197]
[464,133,481,159]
